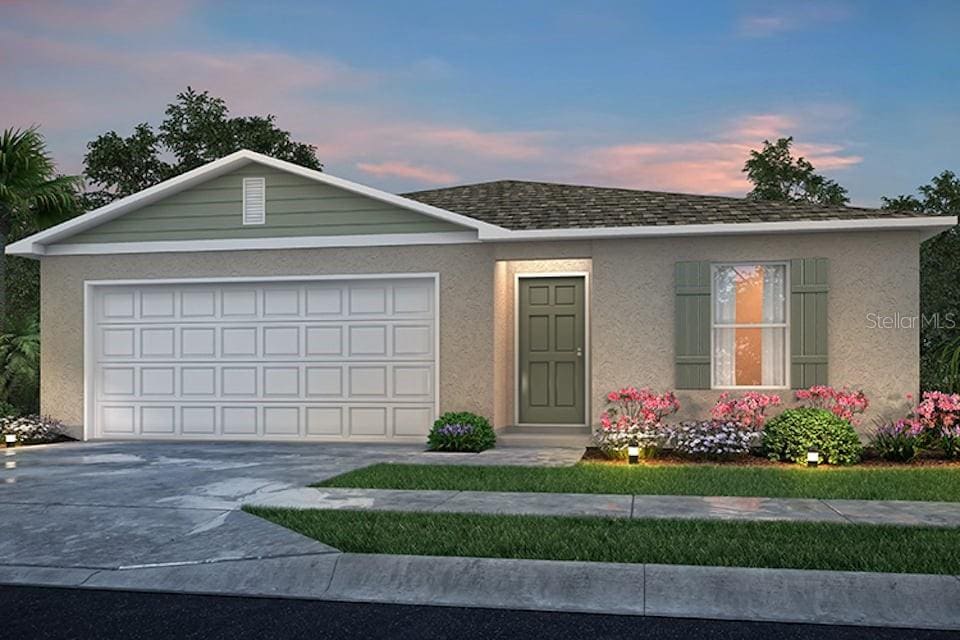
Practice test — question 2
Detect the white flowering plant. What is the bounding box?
[666,420,760,459]
[0,415,71,445]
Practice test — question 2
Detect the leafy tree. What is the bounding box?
[883,171,960,391]
[743,137,850,205]
[0,127,80,320]
[82,123,170,206]
[84,87,322,205]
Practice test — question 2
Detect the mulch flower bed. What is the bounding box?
[580,447,960,468]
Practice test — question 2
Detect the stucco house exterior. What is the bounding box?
[8,150,956,442]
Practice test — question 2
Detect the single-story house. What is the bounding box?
[8,150,956,442]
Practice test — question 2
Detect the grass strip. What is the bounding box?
[245,507,960,575]
[314,462,960,502]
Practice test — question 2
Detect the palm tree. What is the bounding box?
[0,315,39,413]
[0,127,80,319]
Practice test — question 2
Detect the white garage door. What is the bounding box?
[90,276,437,440]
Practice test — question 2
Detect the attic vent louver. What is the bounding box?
[242,177,266,225]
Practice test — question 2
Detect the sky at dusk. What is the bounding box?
[3,0,958,205]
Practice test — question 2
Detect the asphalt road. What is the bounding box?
[3,585,955,640]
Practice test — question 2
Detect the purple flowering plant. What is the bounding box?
[427,411,495,452]
[871,418,924,462]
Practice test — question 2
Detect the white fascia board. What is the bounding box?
[6,149,507,257]
[40,231,480,256]
[476,215,958,241]
[41,231,479,257]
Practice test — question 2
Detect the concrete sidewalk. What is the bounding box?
[2,554,958,630]
[246,487,960,527]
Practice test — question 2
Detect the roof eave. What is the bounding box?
[476,216,957,241]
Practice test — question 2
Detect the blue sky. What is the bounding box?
[3,0,958,204]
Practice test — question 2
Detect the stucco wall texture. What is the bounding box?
[41,230,920,437]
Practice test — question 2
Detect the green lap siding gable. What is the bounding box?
[68,165,467,243]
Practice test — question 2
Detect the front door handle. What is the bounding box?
[576,347,583,357]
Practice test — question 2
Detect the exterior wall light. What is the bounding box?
[807,446,820,468]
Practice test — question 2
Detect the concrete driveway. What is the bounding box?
[0,441,581,573]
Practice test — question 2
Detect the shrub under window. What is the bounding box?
[427,412,496,452]
[763,407,863,465]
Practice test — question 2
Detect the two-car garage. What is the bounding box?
[88,275,438,441]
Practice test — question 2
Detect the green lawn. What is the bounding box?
[246,507,960,575]
[314,462,960,502]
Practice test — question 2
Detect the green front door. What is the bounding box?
[518,276,586,424]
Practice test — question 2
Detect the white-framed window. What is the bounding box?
[242,177,266,225]
[711,262,789,389]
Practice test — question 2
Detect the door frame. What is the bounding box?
[513,271,591,427]
[82,272,440,441]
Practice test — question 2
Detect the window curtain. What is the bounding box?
[761,265,786,387]
[713,268,737,386]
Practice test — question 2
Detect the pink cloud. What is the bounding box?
[576,113,862,195]
[0,30,373,143]
[793,143,863,170]
[415,127,546,160]
[356,161,458,185]
[5,0,195,32]
[579,142,755,194]
[727,114,797,140]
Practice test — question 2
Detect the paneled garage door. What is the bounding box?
[90,276,437,440]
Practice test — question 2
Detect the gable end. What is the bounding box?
[65,164,469,244]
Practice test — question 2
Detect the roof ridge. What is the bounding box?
[403,179,896,213]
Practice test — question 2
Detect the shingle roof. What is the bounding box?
[402,179,929,230]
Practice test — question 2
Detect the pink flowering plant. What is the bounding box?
[908,391,960,458]
[795,386,869,425]
[595,387,680,459]
[710,392,782,430]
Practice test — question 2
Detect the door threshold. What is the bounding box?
[502,425,591,435]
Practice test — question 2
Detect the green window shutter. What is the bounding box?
[790,258,829,388]
[675,261,711,389]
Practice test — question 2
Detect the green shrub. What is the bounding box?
[0,400,20,418]
[763,408,863,465]
[427,412,496,452]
